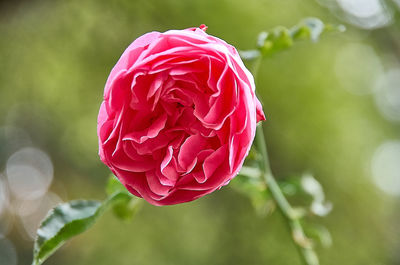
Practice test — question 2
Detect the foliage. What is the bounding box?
[239,17,345,60]
[32,176,139,265]
[233,19,343,264]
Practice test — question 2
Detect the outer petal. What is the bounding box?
[104,32,162,97]
[256,97,266,122]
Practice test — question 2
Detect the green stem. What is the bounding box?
[251,57,319,265]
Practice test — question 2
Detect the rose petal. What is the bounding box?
[104,32,161,97]
[111,148,155,172]
[256,97,266,122]
[203,145,228,180]
[123,113,167,143]
[146,170,172,196]
[177,134,207,170]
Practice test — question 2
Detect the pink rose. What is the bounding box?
[97,25,265,206]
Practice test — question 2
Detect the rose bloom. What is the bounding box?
[98,25,265,206]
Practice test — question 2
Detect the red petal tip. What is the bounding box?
[199,24,208,32]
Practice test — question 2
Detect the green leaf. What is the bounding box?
[258,26,293,56]
[305,224,332,248]
[106,174,130,196]
[291,18,325,42]
[32,200,104,265]
[106,175,141,220]
[240,17,345,60]
[32,176,140,265]
[110,195,142,220]
[231,168,275,216]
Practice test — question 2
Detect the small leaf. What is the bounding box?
[110,196,142,221]
[239,166,262,179]
[305,224,333,248]
[240,17,345,60]
[258,27,293,56]
[231,169,274,216]
[280,179,302,197]
[238,49,261,60]
[106,175,140,221]
[301,174,333,216]
[304,18,324,42]
[32,200,104,265]
[106,174,129,196]
[292,18,324,42]
[257,31,268,47]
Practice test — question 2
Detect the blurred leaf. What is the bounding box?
[310,201,333,217]
[301,174,333,216]
[258,26,294,56]
[238,49,261,60]
[32,176,140,265]
[253,199,276,217]
[106,175,141,220]
[243,147,263,167]
[300,174,324,202]
[110,195,142,221]
[106,174,130,196]
[240,17,345,59]
[239,166,262,179]
[278,174,333,217]
[290,207,308,219]
[305,224,333,248]
[280,178,302,197]
[232,168,275,216]
[291,18,324,42]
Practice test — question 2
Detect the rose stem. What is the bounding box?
[251,57,319,265]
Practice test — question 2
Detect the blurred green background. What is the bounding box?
[1,0,400,264]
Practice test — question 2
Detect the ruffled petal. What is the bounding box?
[177,134,207,170]
[123,113,167,143]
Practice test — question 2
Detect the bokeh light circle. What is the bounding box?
[371,140,400,196]
[6,147,53,200]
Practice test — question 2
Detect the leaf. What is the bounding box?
[301,174,333,216]
[231,168,275,216]
[106,175,141,220]
[291,18,325,42]
[240,17,345,60]
[32,176,140,265]
[239,166,262,179]
[238,49,261,61]
[106,174,130,196]
[32,200,104,265]
[110,195,142,220]
[258,26,293,56]
[305,224,333,248]
[280,178,302,197]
